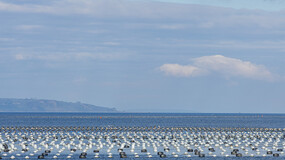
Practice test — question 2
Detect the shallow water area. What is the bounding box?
[0,113,285,159]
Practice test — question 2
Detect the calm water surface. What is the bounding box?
[0,113,285,128]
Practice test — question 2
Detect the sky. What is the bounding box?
[1,0,285,113]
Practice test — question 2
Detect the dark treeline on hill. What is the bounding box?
[0,98,117,112]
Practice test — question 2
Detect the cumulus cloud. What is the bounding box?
[160,64,206,77]
[159,55,275,81]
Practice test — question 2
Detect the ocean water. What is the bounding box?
[0,113,285,159]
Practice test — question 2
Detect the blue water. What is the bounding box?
[0,113,284,160]
[1,113,284,128]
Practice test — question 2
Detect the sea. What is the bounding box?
[1,113,285,159]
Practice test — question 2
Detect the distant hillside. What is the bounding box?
[0,98,117,112]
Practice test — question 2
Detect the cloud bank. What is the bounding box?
[160,55,275,81]
[1,0,285,30]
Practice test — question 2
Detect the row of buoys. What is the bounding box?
[0,126,284,159]
[1,126,284,132]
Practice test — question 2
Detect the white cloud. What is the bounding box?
[0,38,14,41]
[0,1,284,25]
[14,54,25,60]
[1,0,285,30]
[157,24,186,30]
[160,64,206,77]
[14,52,128,61]
[160,55,275,81]
[102,42,120,46]
[16,25,43,30]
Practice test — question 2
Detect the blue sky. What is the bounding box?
[153,0,285,11]
[1,0,285,113]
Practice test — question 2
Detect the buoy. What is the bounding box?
[119,152,127,158]
[45,150,51,153]
[199,154,205,157]
[79,155,86,159]
[160,154,166,158]
[231,151,237,155]
[236,153,242,157]
[157,152,164,155]
[273,153,279,157]
[187,149,193,152]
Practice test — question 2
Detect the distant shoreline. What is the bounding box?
[0,98,117,112]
